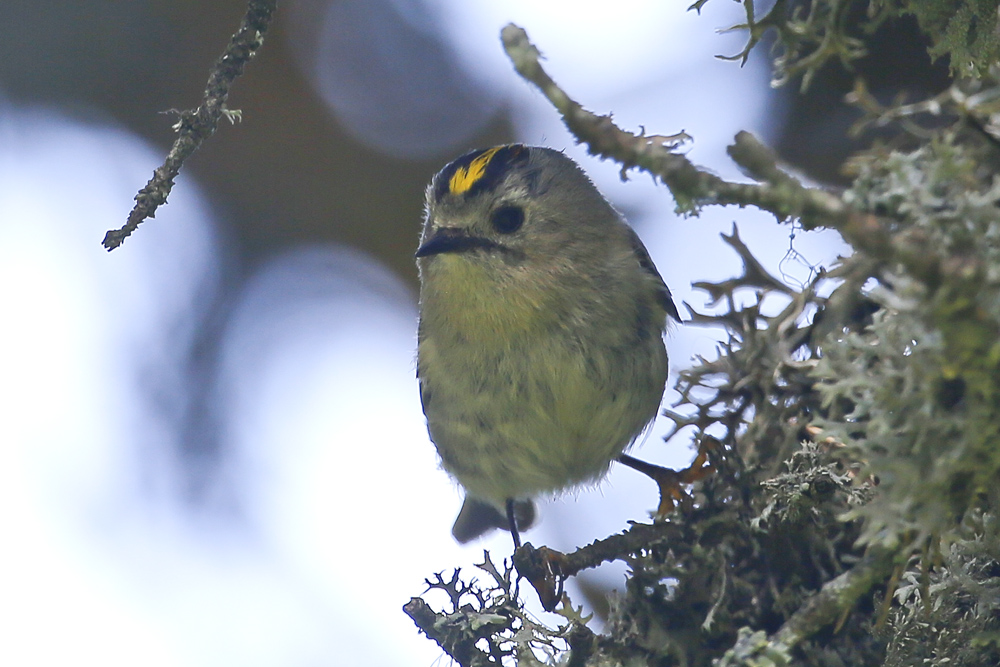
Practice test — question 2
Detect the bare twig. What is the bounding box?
[103,0,277,250]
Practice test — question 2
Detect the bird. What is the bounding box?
[415,144,679,547]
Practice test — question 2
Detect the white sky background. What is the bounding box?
[0,1,849,665]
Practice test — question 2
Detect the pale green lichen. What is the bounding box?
[818,135,1000,552]
[902,0,1000,77]
[720,0,1000,86]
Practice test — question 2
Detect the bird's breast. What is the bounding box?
[419,254,560,346]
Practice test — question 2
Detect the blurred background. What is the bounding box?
[0,1,946,664]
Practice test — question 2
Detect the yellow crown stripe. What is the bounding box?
[448,146,503,196]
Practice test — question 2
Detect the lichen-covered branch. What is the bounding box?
[513,522,688,611]
[501,24,847,226]
[515,521,684,582]
[773,546,896,649]
[103,0,277,250]
[404,556,569,666]
[403,597,501,667]
[502,24,995,318]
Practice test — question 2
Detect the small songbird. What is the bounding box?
[415,144,679,546]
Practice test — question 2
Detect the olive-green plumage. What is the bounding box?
[416,145,677,542]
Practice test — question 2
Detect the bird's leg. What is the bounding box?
[618,442,716,516]
[505,498,522,549]
[681,440,716,484]
[618,454,686,514]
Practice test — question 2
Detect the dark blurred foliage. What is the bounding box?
[772,9,952,183]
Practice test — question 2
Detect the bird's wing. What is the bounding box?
[626,227,681,321]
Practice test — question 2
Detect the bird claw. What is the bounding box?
[620,438,718,518]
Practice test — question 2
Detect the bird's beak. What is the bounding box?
[415,227,498,258]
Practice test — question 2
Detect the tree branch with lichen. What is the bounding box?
[716,546,899,666]
[501,23,847,226]
[103,0,277,250]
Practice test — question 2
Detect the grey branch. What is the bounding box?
[403,597,506,667]
[717,546,898,666]
[103,0,277,250]
[500,24,847,228]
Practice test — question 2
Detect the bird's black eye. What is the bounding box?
[490,205,524,234]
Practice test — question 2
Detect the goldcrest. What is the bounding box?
[415,144,678,544]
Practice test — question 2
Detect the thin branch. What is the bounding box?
[716,546,898,666]
[515,521,683,581]
[403,596,511,667]
[773,545,896,647]
[103,0,277,250]
[500,23,848,228]
[403,598,490,667]
[513,521,686,610]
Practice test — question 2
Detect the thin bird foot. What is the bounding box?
[618,439,716,516]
